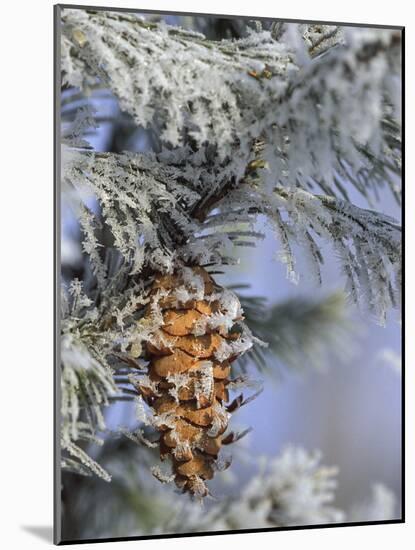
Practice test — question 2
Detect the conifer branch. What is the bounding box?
[61,8,401,202]
[58,9,402,500]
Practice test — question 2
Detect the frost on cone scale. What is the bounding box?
[135,266,255,498]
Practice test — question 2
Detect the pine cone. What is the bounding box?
[136,266,253,498]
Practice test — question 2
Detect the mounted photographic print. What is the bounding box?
[54,4,404,545]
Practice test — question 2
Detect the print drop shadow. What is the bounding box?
[21,525,53,543]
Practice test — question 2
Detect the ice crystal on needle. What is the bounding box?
[61,10,401,197]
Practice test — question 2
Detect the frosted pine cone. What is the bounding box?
[134,266,255,498]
